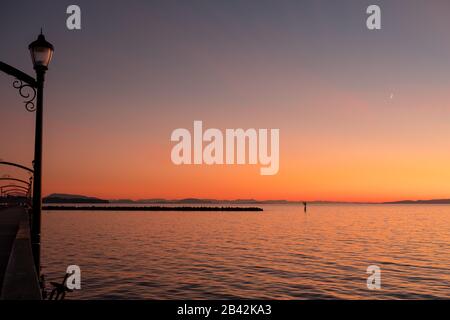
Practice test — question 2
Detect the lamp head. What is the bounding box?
[29,30,54,70]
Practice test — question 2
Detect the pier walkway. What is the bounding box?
[0,206,41,299]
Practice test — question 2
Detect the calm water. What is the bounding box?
[42,204,450,299]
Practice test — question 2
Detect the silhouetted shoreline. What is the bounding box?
[42,193,450,205]
[43,205,263,212]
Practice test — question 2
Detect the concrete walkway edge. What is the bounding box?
[0,208,41,300]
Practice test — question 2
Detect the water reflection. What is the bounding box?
[42,204,450,299]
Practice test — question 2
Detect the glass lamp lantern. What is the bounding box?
[29,32,54,69]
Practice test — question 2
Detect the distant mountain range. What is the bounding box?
[43,193,450,204]
[44,194,297,204]
[43,193,109,204]
[383,199,450,204]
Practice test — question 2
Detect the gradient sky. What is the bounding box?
[2,0,450,202]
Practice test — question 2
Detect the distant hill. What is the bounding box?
[43,193,109,204]
[43,196,297,205]
[384,199,450,204]
[45,194,450,205]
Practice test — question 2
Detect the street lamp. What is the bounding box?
[28,31,54,274]
[0,31,54,275]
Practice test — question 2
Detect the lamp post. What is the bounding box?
[0,31,54,274]
[28,31,54,273]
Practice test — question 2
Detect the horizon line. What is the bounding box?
[43,193,450,204]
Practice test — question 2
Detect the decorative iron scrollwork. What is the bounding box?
[12,79,36,112]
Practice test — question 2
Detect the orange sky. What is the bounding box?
[2,1,450,202]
